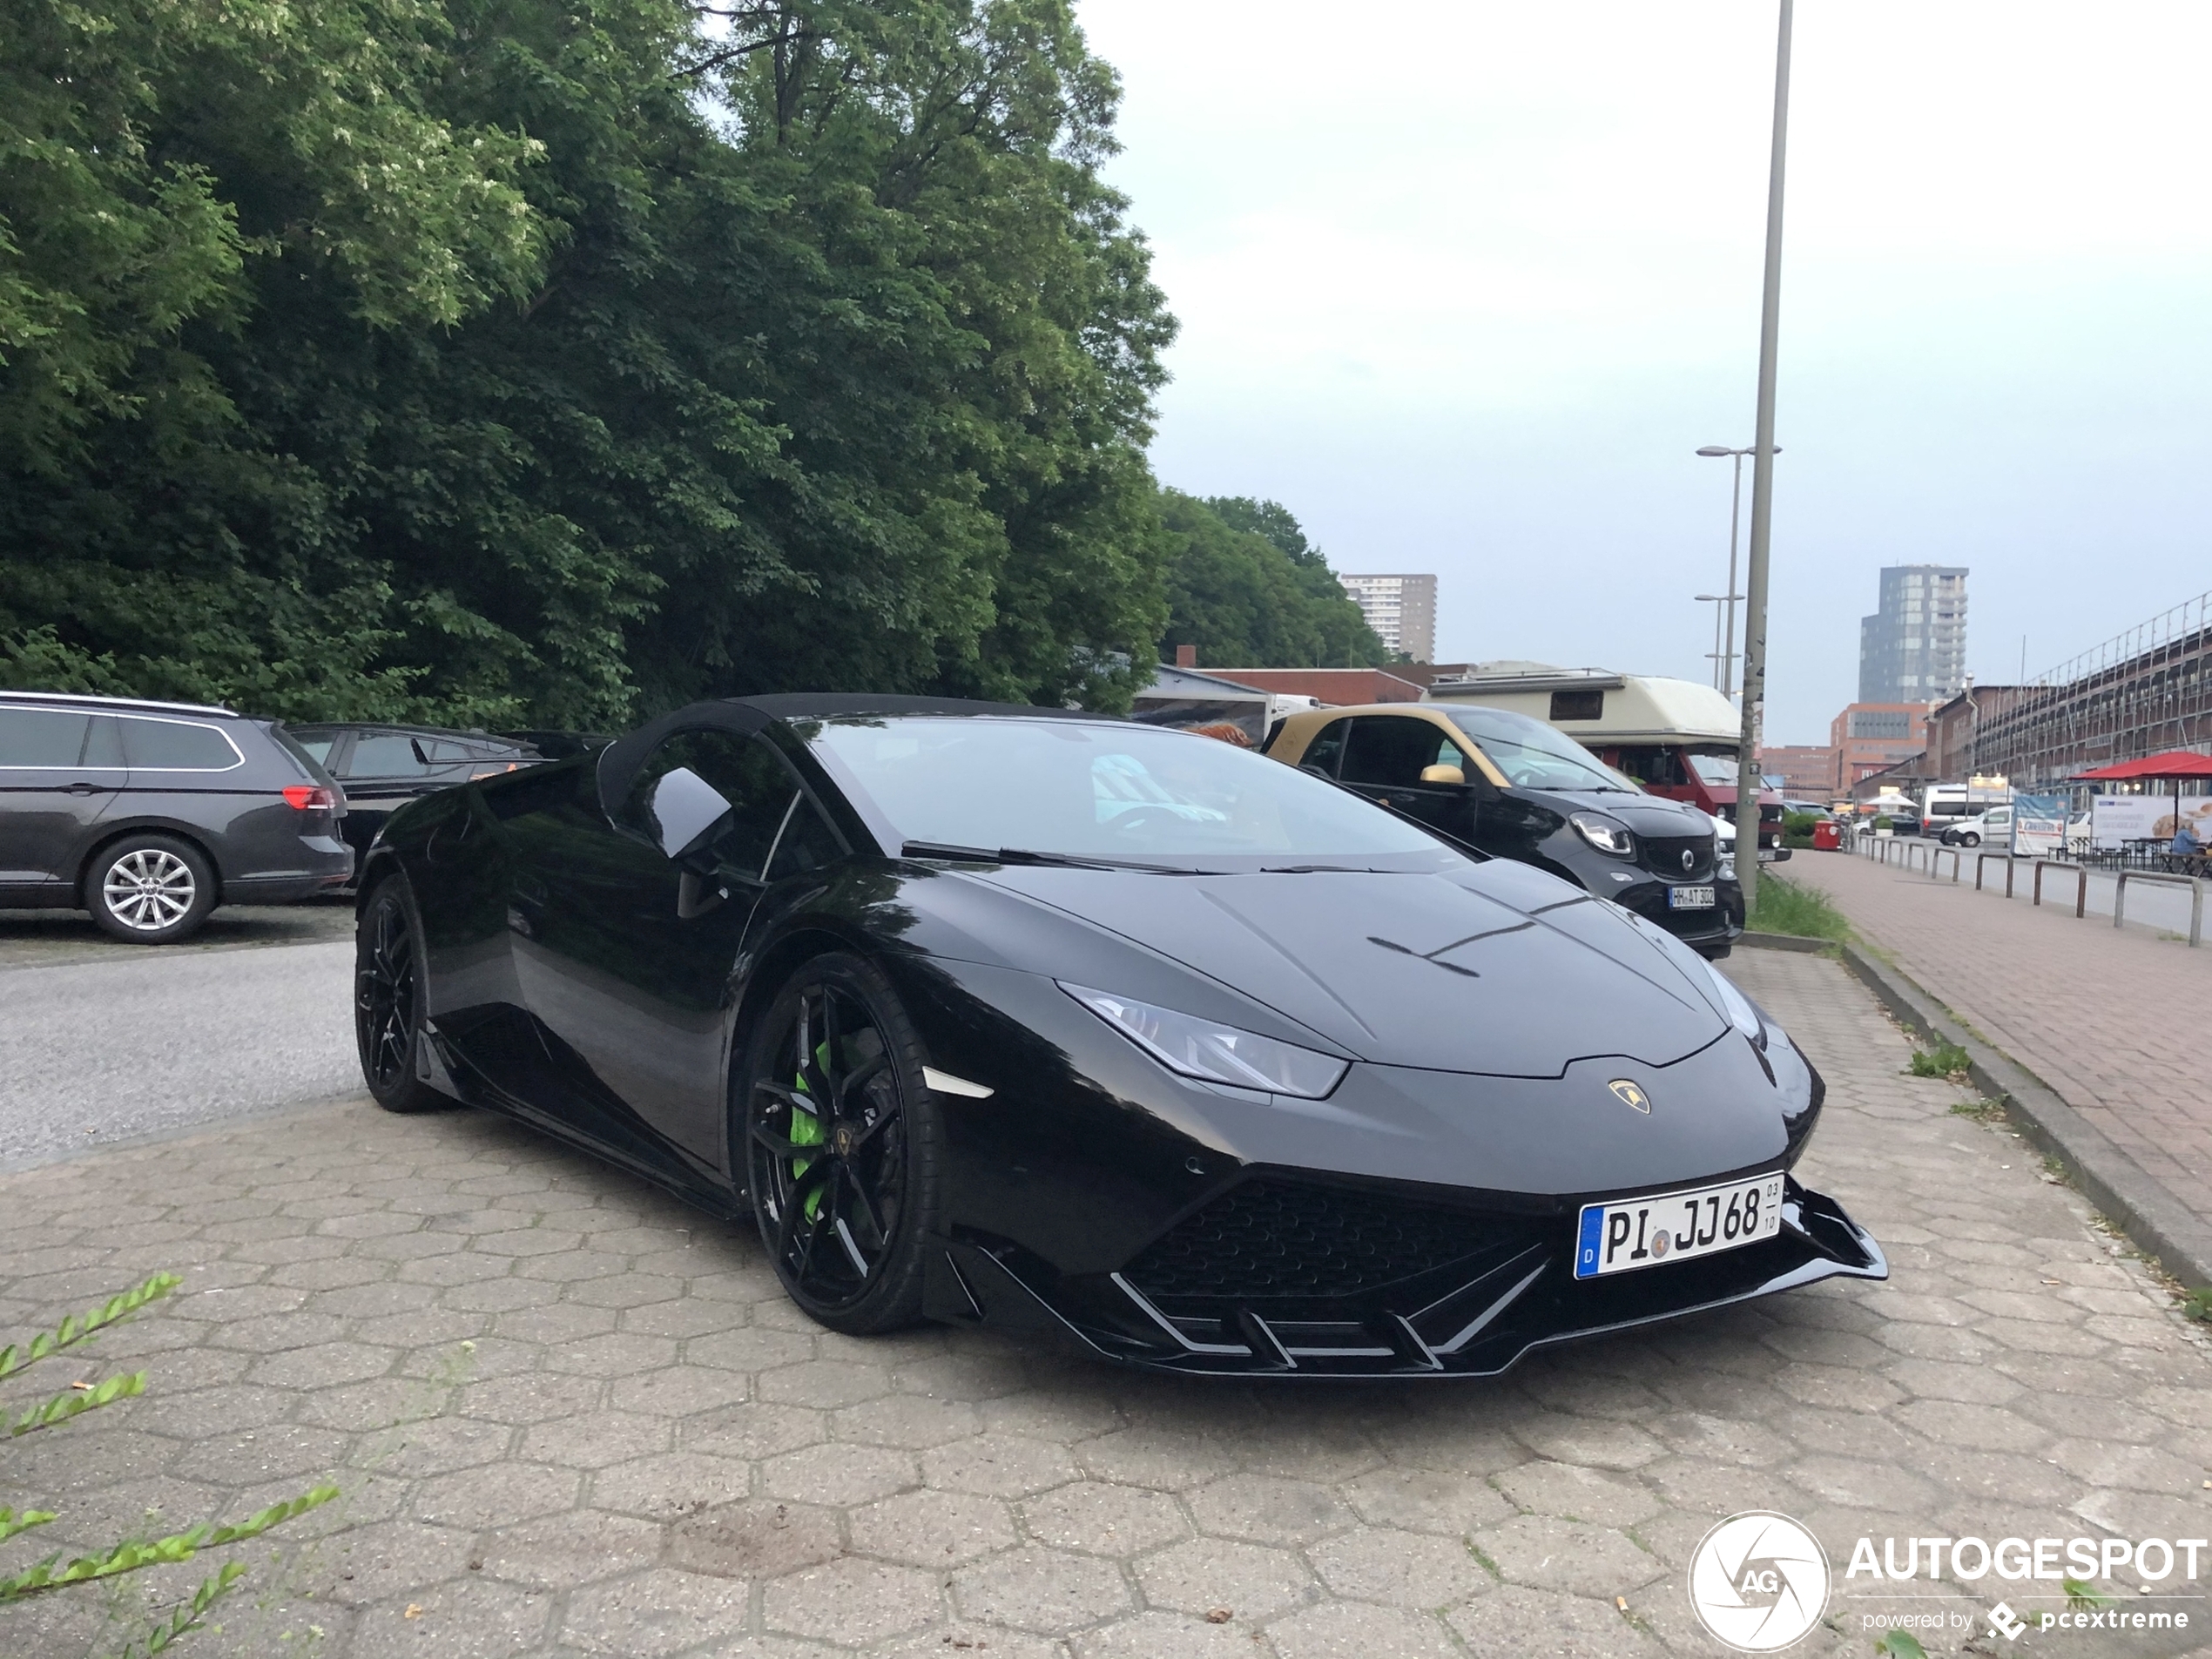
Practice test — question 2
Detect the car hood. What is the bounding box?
[925,859,1730,1078]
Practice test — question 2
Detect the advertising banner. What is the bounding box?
[2091,794,2212,849]
[2010,795,2068,858]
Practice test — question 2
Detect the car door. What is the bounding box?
[1337,715,1485,844]
[0,708,128,898]
[505,726,816,1169]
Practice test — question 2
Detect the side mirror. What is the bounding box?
[647,766,735,863]
[1420,764,1466,786]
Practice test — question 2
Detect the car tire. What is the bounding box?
[354,877,449,1114]
[1961,833,1979,847]
[85,834,218,944]
[740,952,941,1337]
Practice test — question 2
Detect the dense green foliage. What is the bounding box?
[0,0,1380,724]
[0,0,1170,723]
[1157,493,1392,671]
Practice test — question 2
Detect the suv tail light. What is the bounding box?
[282,784,336,812]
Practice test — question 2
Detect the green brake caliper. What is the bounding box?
[788,1042,830,1221]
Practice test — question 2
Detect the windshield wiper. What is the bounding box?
[900,841,1131,871]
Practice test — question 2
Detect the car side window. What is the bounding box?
[1342,718,1460,788]
[0,709,92,767]
[765,794,844,882]
[118,717,243,771]
[1613,746,1685,787]
[345,733,439,777]
[620,730,796,880]
[81,717,125,769]
[1297,720,1348,777]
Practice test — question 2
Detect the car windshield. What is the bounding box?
[1440,707,1636,792]
[1685,752,1744,786]
[802,717,1453,867]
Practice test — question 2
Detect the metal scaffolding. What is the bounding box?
[1973,590,2212,786]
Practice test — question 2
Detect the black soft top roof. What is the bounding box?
[736,693,1110,722]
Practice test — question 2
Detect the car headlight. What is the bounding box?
[1569,813,1635,858]
[1060,983,1350,1099]
[1703,959,1767,1049]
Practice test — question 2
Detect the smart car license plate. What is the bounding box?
[1668,885,1716,910]
[1574,1174,1784,1278]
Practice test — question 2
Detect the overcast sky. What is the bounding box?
[1076,1,2212,745]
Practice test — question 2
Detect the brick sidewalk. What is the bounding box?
[4,952,2211,1657]
[1785,851,2212,1271]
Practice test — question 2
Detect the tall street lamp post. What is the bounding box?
[1694,444,1777,698]
[1733,0,1794,915]
[1696,593,1743,691]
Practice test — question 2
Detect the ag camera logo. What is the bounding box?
[1689,1511,1831,1652]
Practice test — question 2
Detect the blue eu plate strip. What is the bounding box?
[1574,1204,1603,1280]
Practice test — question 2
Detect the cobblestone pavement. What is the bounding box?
[4,951,2211,1659]
[1797,848,2212,1271]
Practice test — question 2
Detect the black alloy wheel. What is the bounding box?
[354,879,447,1114]
[743,953,939,1334]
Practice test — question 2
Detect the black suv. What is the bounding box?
[0,691,353,942]
[284,724,546,869]
[1266,701,1745,956]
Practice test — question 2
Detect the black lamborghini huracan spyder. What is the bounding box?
[354,694,1884,1376]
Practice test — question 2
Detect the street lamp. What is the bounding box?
[1695,444,1778,698]
[1695,592,1744,691]
[1730,0,1796,915]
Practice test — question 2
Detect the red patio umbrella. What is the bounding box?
[2073,750,2212,781]
[2073,752,2212,845]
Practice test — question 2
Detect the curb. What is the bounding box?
[1833,941,2212,1291]
[1737,931,1831,954]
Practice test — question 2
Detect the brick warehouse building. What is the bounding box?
[1966,591,2212,786]
[1830,703,1929,789]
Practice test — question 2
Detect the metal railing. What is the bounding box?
[2114,870,2204,947]
[2032,859,2089,919]
[1867,830,2200,942]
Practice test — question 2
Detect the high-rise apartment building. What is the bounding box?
[1339,573,1436,663]
[1858,565,1967,704]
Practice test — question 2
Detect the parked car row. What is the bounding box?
[5,687,1747,954]
[0,691,577,942]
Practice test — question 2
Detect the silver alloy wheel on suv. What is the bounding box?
[104,846,196,930]
[88,835,217,943]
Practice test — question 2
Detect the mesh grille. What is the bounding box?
[1125,1180,1515,1303]
[1638,833,1715,880]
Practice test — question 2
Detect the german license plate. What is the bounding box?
[1668,884,1716,909]
[1574,1173,1784,1278]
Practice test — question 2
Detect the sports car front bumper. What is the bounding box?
[921,1173,1885,1378]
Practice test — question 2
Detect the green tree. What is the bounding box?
[1157,492,1390,670]
[0,0,550,715]
[0,0,1175,724]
